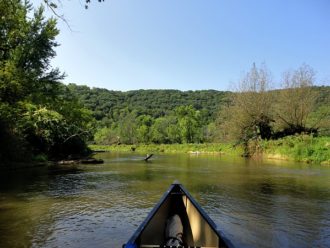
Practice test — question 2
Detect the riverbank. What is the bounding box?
[90,143,243,156]
[261,135,330,165]
[0,154,102,171]
[90,136,330,165]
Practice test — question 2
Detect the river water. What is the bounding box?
[0,152,329,248]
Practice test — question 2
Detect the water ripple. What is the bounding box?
[1,154,329,248]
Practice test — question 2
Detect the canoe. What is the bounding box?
[123,182,234,248]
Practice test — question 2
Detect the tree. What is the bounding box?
[166,116,181,143]
[0,0,93,162]
[274,64,320,137]
[151,117,170,144]
[175,105,203,143]
[117,110,137,144]
[136,115,153,143]
[20,104,89,156]
[217,63,274,144]
[0,1,64,104]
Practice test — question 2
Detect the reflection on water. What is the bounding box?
[0,152,330,247]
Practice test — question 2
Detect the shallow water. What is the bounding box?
[0,152,329,247]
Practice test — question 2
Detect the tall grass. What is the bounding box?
[261,135,330,164]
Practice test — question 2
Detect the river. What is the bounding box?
[0,152,329,247]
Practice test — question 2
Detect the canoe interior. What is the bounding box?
[131,184,229,248]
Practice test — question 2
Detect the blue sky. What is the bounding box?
[33,0,330,91]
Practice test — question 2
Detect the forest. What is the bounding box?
[69,83,330,151]
[0,0,329,165]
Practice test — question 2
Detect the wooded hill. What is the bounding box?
[67,84,231,122]
[68,83,329,123]
[67,83,329,146]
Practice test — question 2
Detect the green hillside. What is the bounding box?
[67,84,231,122]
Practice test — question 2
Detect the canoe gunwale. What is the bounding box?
[123,182,234,248]
[178,184,234,248]
[123,184,177,247]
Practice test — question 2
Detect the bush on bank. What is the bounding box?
[261,135,330,164]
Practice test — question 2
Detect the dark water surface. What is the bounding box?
[0,152,329,248]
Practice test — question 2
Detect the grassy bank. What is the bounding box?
[90,135,330,165]
[90,143,243,156]
[261,135,330,165]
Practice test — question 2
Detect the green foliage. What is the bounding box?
[85,96,217,145]
[69,80,329,148]
[136,115,153,143]
[21,104,65,147]
[261,135,330,164]
[0,1,64,104]
[18,102,93,157]
[176,105,201,143]
[94,127,119,145]
[0,115,30,163]
[0,1,93,163]
[151,117,171,144]
[68,84,230,122]
[306,87,330,136]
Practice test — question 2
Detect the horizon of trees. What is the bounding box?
[67,78,330,148]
